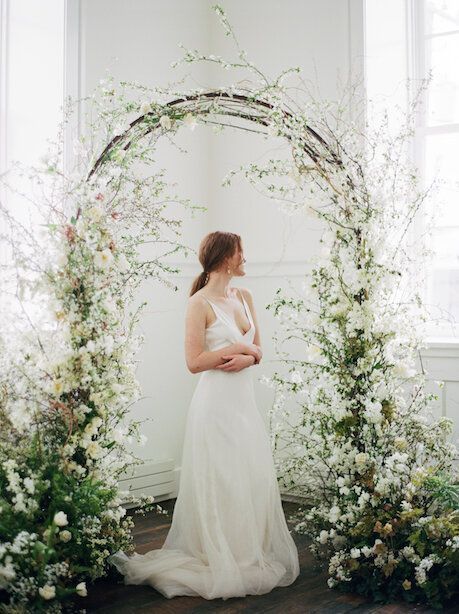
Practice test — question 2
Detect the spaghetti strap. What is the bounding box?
[201,294,220,310]
[201,295,220,326]
[236,288,253,326]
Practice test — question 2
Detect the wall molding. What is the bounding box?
[161,259,315,279]
[422,340,459,357]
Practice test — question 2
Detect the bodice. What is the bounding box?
[203,291,256,352]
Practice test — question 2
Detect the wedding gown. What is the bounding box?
[109,289,300,600]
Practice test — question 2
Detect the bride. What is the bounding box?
[109,231,300,600]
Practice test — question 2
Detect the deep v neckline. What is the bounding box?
[204,290,254,337]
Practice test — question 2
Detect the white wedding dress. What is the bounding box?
[109,290,300,600]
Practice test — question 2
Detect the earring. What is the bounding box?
[227,267,231,275]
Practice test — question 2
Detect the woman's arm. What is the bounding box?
[188,342,248,374]
[185,296,251,374]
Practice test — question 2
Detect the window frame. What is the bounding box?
[410,0,459,344]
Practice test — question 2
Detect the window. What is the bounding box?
[416,1,459,339]
[1,0,66,173]
[365,0,459,340]
[0,0,78,327]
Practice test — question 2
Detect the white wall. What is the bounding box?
[77,0,365,499]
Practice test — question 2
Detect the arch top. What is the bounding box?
[87,88,342,182]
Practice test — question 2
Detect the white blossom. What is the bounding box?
[53,511,68,527]
[139,101,152,114]
[38,584,56,600]
[59,530,72,543]
[76,581,87,597]
[94,248,114,269]
[159,115,172,130]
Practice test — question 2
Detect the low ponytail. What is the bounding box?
[189,271,209,297]
[189,231,241,297]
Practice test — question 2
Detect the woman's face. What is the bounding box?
[227,246,246,277]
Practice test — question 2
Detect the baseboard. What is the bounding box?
[118,459,178,506]
[118,462,313,508]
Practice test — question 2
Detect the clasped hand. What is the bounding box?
[214,343,262,373]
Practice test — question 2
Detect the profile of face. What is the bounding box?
[226,246,246,277]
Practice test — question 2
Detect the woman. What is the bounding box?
[110,231,300,600]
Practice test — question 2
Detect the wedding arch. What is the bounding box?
[87,90,342,180]
[0,6,457,612]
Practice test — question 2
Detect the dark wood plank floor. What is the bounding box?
[81,499,458,613]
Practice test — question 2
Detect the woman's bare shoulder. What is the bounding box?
[189,289,208,300]
[187,291,209,312]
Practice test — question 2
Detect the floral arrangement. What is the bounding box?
[262,74,459,609]
[0,62,196,613]
[0,4,457,611]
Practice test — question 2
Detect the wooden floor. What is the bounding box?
[81,499,458,613]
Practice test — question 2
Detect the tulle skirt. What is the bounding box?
[109,368,300,600]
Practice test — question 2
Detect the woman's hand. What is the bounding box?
[239,343,262,364]
[230,343,262,363]
[215,353,256,372]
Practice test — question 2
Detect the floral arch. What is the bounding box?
[0,6,457,612]
[87,89,342,182]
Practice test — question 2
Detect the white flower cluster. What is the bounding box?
[328,550,352,583]
[2,460,39,515]
[414,555,441,585]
